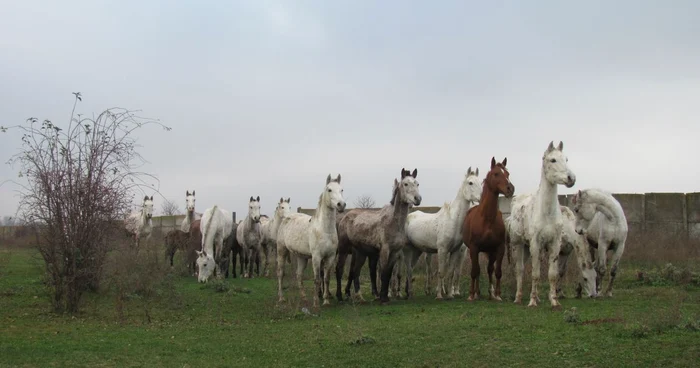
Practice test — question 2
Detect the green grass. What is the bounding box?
[1,248,699,368]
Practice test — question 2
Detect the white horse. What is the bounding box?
[261,198,292,277]
[507,141,576,308]
[404,167,482,299]
[197,205,234,283]
[125,195,154,247]
[180,190,200,232]
[236,196,263,278]
[557,206,598,298]
[572,188,628,297]
[276,174,346,307]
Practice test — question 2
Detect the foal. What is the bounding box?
[462,157,515,301]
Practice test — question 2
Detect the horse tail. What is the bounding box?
[202,205,218,256]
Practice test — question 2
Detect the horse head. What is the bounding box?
[185,190,196,213]
[142,195,154,220]
[392,168,422,206]
[542,141,576,188]
[461,166,482,203]
[324,174,346,212]
[484,158,515,198]
[195,250,215,283]
[248,196,262,223]
[276,197,292,219]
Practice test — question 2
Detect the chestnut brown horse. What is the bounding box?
[462,157,515,301]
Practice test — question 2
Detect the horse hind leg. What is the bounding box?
[335,252,347,302]
[368,254,379,299]
[311,256,323,308]
[547,242,563,309]
[493,245,505,301]
[604,243,625,297]
[277,246,288,303]
[296,257,309,300]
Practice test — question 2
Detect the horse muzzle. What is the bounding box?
[505,184,515,198]
[337,202,346,212]
[565,175,576,188]
[413,196,422,206]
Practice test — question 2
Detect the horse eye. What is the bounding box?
[404,183,408,186]
[469,182,473,185]
[550,159,556,163]
[341,189,344,193]
[327,189,332,192]
[583,277,588,281]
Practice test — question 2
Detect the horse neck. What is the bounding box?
[479,183,500,221]
[271,211,284,234]
[390,192,410,231]
[449,184,474,222]
[140,207,148,226]
[313,197,337,234]
[586,191,625,226]
[535,171,560,218]
[186,210,195,223]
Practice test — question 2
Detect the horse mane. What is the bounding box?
[389,181,400,206]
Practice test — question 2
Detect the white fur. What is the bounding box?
[124,196,154,247]
[180,190,201,232]
[507,141,576,308]
[404,168,482,299]
[276,174,346,307]
[260,198,292,277]
[197,205,234,283]
[558,206,597,298]
[237,197,263,278]
[573,188,628,297]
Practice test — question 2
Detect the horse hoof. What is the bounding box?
[446,295,455,300]
[494,296,503,302]
[467,295,475,302]
[278,297,286,303]
[528,300,538,308]
[322,300,331,306]
[435,295,444,300]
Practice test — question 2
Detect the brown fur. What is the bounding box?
[462,157,515,301]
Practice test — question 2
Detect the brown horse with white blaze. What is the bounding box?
[462,157,515,301]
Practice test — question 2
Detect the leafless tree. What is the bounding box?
[353,194,376,209]
[1,92,170,313]
[161,199,180,216]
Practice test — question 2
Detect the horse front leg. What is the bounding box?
[335,252,347,302]
[435,248,449,300]
[556,252,569,299]
[349,250,367,302]
[452,245,467,297]
[445,248,461,299]
[368,254,379,299]
[513,243,525,304]
[486,251,497,300]
[311,256,323,308]
[468,246,481,301]
[379,251,398,304]
[322,254,335,306]
[494,244,505,301]
[276,247,287,302]
[547,241,562,309]
[528,240,542,308]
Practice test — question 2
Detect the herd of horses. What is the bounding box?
[124,141,629,310]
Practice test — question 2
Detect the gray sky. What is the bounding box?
[1,0,699,218]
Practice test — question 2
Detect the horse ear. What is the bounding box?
[336,174,341,183]
[326,174,332,185]
[256,196,260,202]
[286,198,290,203]
[490,157,496,169]
[547,141,555,152]
[502,157,508,167]
[250,196,254,202]
[466,166,472,176]
[192,190,195,196]
[150,196,153,201]
[401,169,407,179]
[475,168,479,176]
[186,190,190,196]
[280,197,284,203]
[557,141,564,151]
[144,195,149,201]
[411,168,417,178]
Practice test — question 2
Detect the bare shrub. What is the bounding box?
[353,194,376,209]
[161,199,181,216]
[105,238,180,323]
[1,92,170,314]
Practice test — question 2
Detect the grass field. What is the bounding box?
[1,244,699,368]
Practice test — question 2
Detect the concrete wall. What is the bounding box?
[296,192,700,240]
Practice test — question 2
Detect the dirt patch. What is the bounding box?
[581,318,625,325]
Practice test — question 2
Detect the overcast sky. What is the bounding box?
[1,0,699,218]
